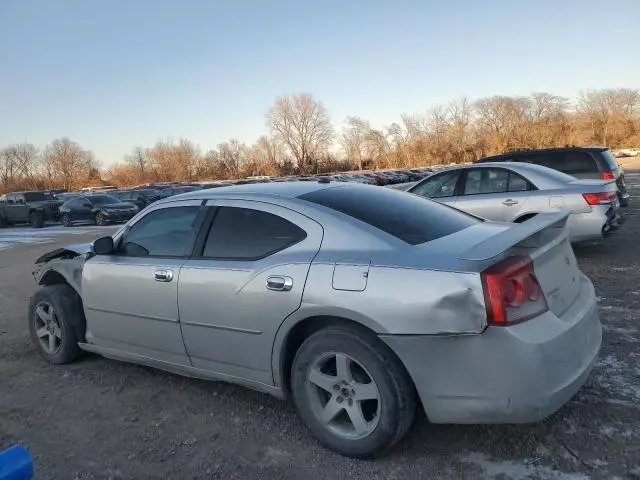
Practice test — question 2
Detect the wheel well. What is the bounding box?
[514,213,537,223]
[40,270,68,287]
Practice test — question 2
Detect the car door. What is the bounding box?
[178,200,323,385]
[82,200,206,365]
[73,197,94,221]
[3,194,18,222]
[409,170,462,207]
[454,167,531,221]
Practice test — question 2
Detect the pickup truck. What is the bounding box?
[0,191,62,228]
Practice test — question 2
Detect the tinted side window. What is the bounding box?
[411,171,460,198]
[301,186,479,245]
[118,206,201,257]
[508,172,531,192]
[202,207,307,260]
[463,169,508,195]
[6,194,15,204]
[518,153,558,169]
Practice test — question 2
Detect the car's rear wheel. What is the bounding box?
[95,212,106,226]
[291,325,415,458]
[62,214,73,227]
[30,211,44,228]
[0,215,7,228]
[28,285,83,364]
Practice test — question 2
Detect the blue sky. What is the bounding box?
[1,0,638,165]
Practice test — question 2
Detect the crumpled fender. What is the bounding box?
[33,243,92,295]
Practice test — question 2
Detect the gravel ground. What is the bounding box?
[1,176,639,480]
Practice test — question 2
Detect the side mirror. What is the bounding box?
[93,236,114,255]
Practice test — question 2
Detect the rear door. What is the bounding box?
[178,200,323,384]
[454,167,531,221]
[6,194,29,222]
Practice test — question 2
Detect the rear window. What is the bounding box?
[300,186,479,245]
[600,150,620,171]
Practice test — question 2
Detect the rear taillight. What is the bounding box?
[601,171,615,180]
[582,192,616,205]
[481,256,548,326]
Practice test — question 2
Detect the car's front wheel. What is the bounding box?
[28,285,84,364]
[62,214,73,227]
[95,212,106,226]
[291,325,416,458]
[29,211,44,228]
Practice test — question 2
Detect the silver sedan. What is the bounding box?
[28,182,601,458]
[408,162,623,242]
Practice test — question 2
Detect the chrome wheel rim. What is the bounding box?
[63,215,71,226]
[306,352,381,440]
[96,214,103,225]
[34,301,63,354]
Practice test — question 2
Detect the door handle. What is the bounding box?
[267,276,293,291]
[154,269,174,282]
[502,199,519,206]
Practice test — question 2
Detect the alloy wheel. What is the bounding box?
[33,301,63,354]
[306,352,381,440]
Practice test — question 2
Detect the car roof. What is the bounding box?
[477,146,607,162]
[169,180,340,201]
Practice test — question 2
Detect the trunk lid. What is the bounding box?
[458,213,581,317]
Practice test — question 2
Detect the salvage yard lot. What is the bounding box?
[1,176,639,480]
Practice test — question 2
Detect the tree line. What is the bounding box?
[1,88,639,194]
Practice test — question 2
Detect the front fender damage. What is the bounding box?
[32,244,92,294]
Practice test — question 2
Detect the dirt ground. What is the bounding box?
[1,174,640,480]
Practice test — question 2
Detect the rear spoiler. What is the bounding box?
[459,212,570,261]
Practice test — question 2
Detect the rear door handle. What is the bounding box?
[267,276,293,291]
[502,199,518,206]
[154,269,174,282]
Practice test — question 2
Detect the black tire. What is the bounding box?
[291,325,416,458]
[95,212,106,226]
[28,285,84,364]
[62,214,73,227]
[0,214,6,228]
[30,210,44,228]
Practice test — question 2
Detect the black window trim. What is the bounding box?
[114,203,208,260]
[459,167,535,197]
[191,205,308,262]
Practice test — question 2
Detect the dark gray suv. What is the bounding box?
[475,147,630,206]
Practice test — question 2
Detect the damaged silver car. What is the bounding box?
[29,182,602,458]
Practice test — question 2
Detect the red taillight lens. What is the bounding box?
[582,192,617,205]
[481,256,548,326]
[601,171,615,180]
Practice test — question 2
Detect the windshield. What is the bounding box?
[88,195,120,205]
[24,192,48,202]
[300,185,480,245]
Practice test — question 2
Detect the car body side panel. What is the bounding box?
[300,263,487,335]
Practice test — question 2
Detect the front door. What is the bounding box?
[82,200,206,365]
[5,194,28,222]
[410,170,462,208]
[178,200,323,384]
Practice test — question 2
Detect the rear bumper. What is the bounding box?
[381,274,601,424]
[567,205,623,242]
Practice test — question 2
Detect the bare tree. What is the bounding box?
[42,138,94,189]
[217,139,247,178]
[340,117,372,170]
[124,146,150,178]
[267,93,334,173]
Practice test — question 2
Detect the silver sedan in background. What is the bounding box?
[408,162,623,242]
[29,182,601,458]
